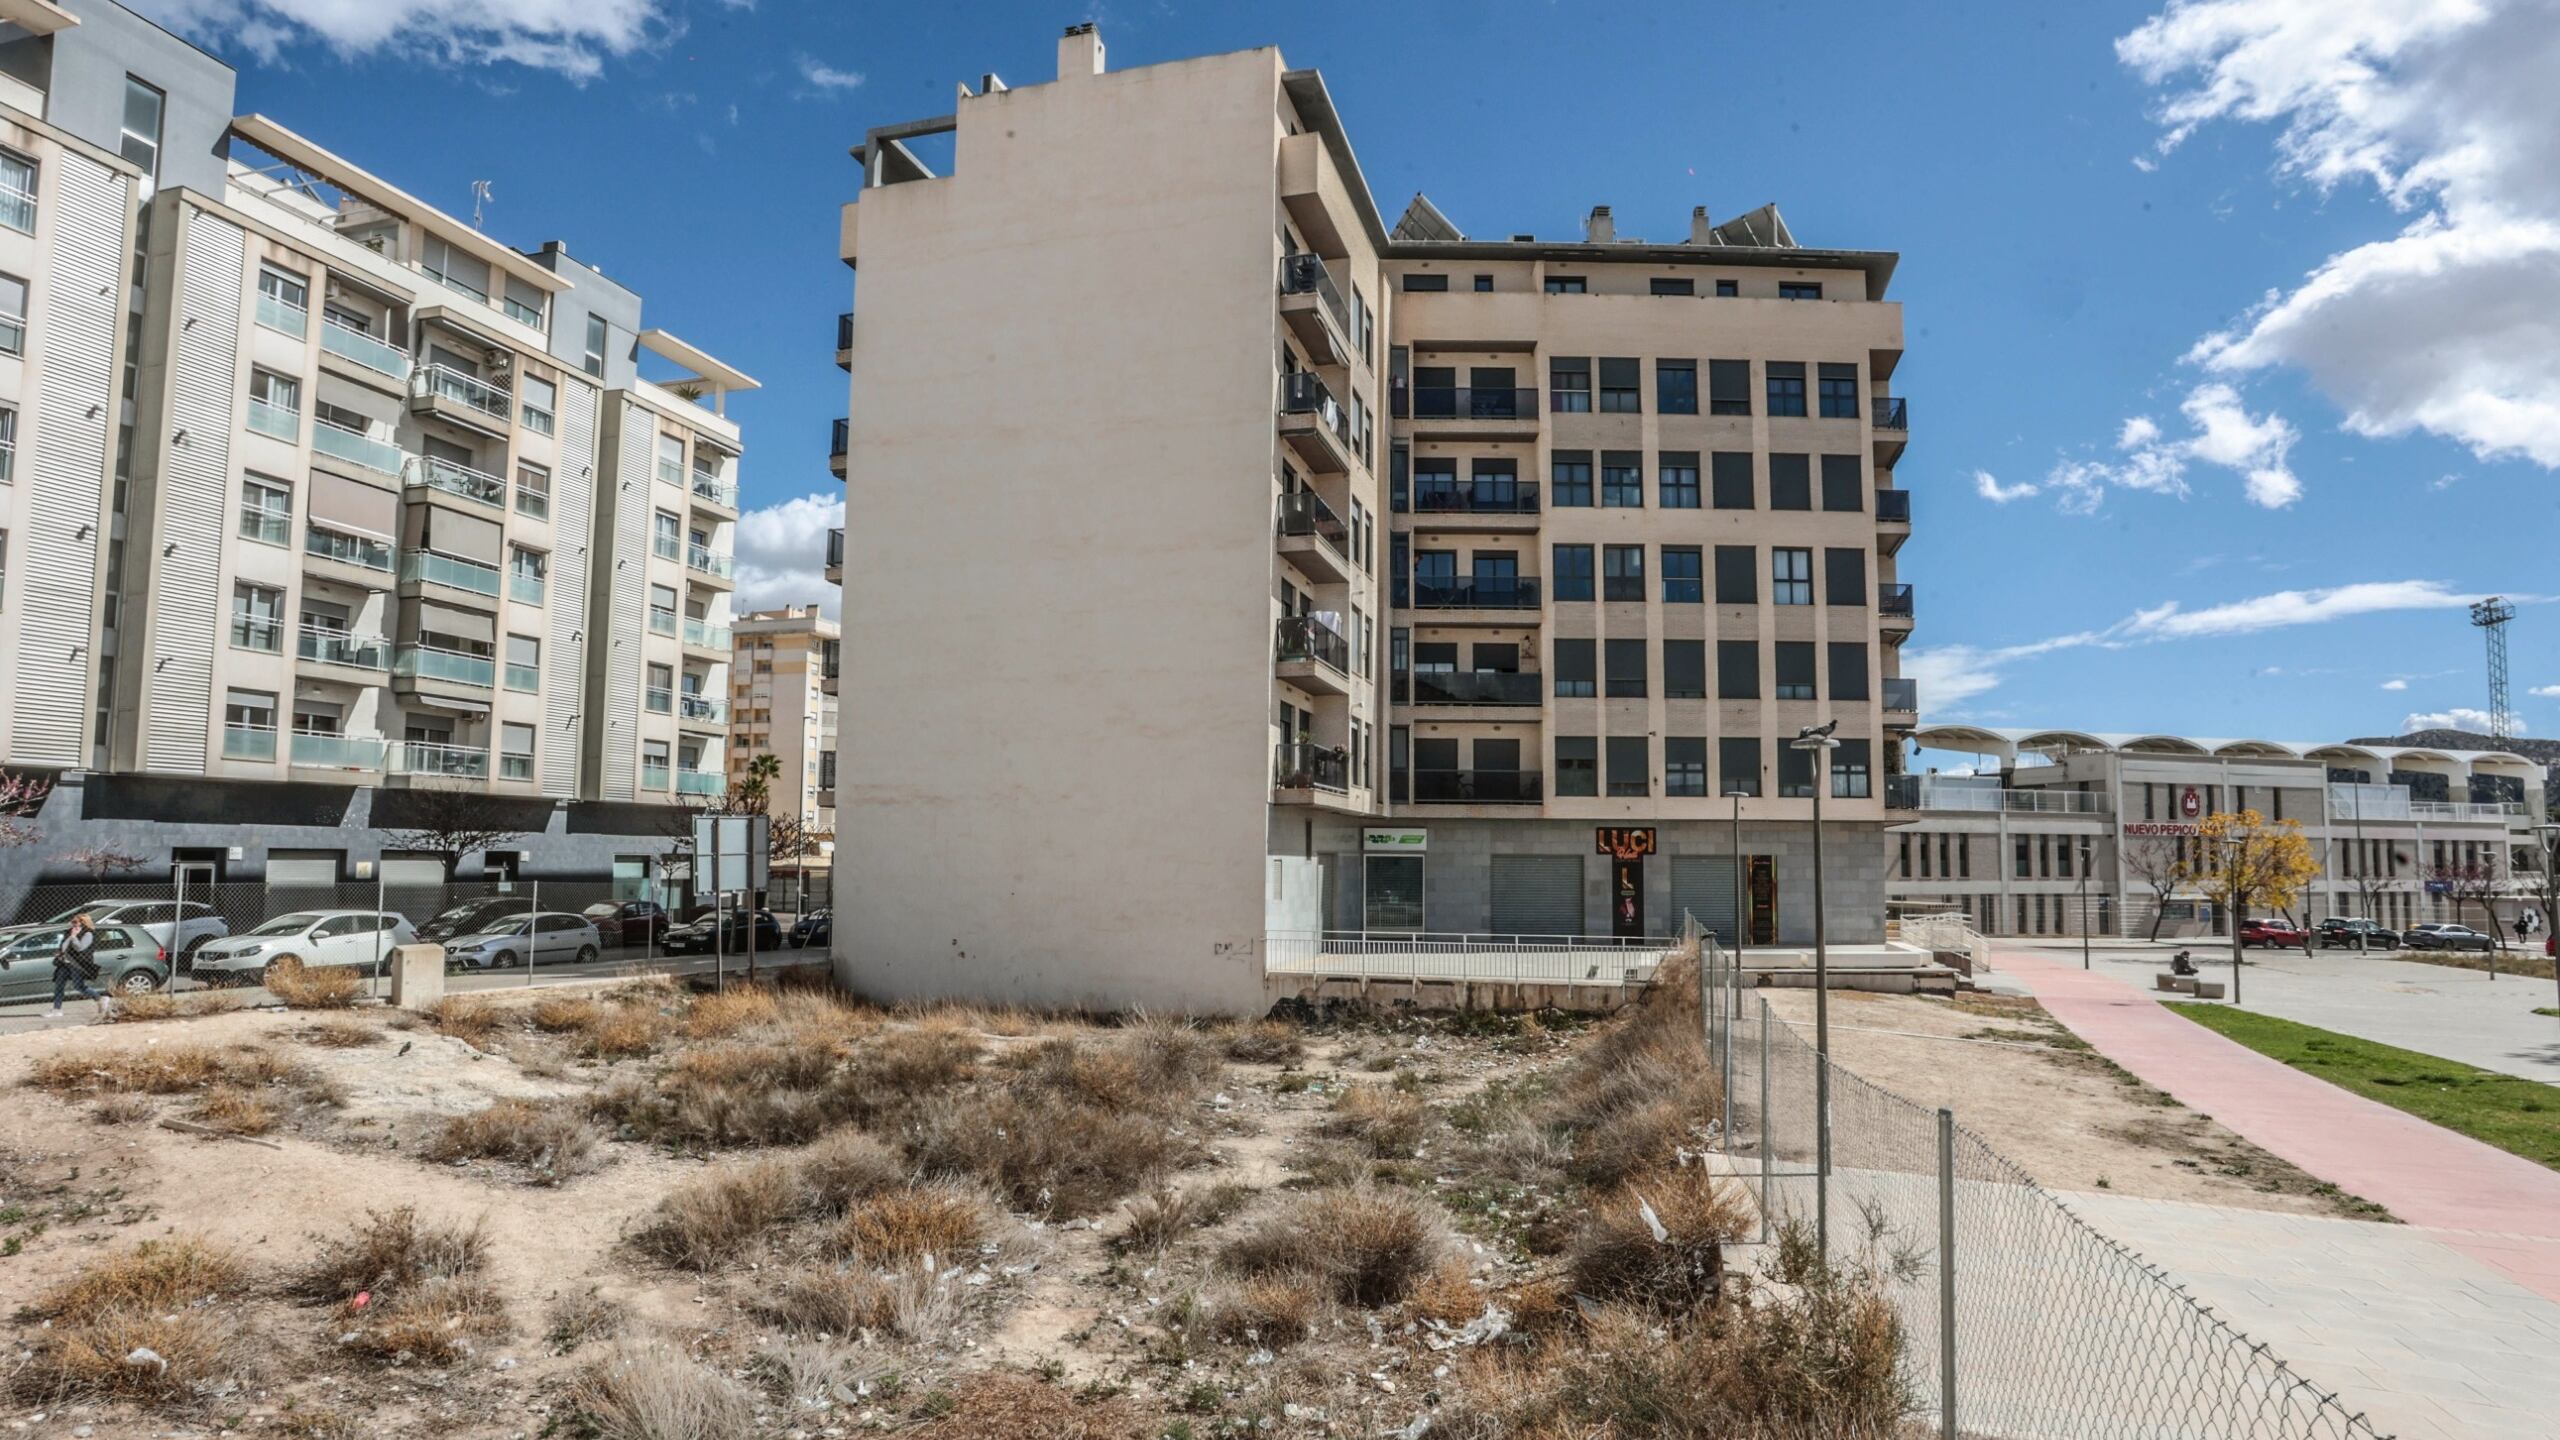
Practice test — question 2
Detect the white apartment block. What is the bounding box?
[729,605,839,841]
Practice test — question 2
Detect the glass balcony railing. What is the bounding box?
[312,421,406,477]
[1410,670,1542,706]
[675,767,723,797]
[657,457,684,488]
[406,454,508,508]
[499,751,535,781]
[1274,615,1350,674]
[503,296,544,329]
[222,723,278,762]
[1273,741,1348,794]
[515,485,550,520]
[290,732,385,770]
[247,399,300,441]
[682,616,731,651]
[1875,397,1910,431]
[393,740,489,778]
[504,662,541,692]
[1275,489,1349,550]
[1413,769,1544,804]
[509,572,545,607]
[255,293,308,339]
[1397,387,1540,422]
[641,760,673,791]
[1876,489,1911,523]
[305,524,394,574]
[1278,253,1351,340]
[1411,576,1542,610]
[690,471,738,509]
[836,311,855,351]
[400,549,501,597]
[679,693,729,725]
[297,626,389,670]
[645,686,674,715]
[648,608,678,637]
[230,616,283,653]
[1880,583,1915,618]
[320,319,409,379]
[1883,677,1919,712]
[826,528,845,570]
[412,362,510,420]
[653,532,683,561]
[830,417,849,460]
[394,644,496,688]
[1411,481,1540,516]
[686,545,734,579]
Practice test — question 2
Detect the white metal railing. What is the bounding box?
[2407,800,2529,822]
[1896,911,1993,974]
[392,739,489,777]
[320,319,409,380]
[1263,931,1678,986]
[297,624,389,670]
[1919,784,2108,814]
[412,362,509,419]
[406,453,508,507]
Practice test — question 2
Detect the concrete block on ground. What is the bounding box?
[388,944,446,1009]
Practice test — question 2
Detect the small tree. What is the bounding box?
[2189,810,2322,999]
[2124,835,2186,941]
[2426,860,2509,945]
[381,786,523,882]
[0,770,49,850]
[65,844,150,882]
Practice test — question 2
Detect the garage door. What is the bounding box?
[1670,856,1739,944]
[378,854,447,887]
[1490,854,1583,939]
[265,851,342,888]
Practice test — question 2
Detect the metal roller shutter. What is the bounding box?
[1670,856,1739,944]
[1490,854,1584,939]
[265,851,342,888]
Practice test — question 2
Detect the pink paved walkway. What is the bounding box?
[1997,947,2560,1302]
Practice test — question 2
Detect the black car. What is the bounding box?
[790,908,831,948]
[663,909,783,955]
[417,895,534,944]
[2316,918,2400,949]
[581,899,671,948]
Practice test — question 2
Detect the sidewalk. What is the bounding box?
[1996,947,2560,1305]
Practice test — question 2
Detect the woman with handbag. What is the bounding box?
[50,913,111,1022]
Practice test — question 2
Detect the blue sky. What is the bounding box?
[134,0,2560,755]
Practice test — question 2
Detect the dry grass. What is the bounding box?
[296,1016,381,1048]
[294,1207,505,1365]
[1403,1258,1486,1326]
[547,1289,628,1354]
[679,986,781,1038]
[108,990,245,1023]
[12,1236,254,1403]
[424,1097,603,1184]
[568,1341,758,1440]
[185,1083,278,1136]
[632,1158,803,1271]
[1221,1185,1446,1309]
[426,995,509,1049]
[263,955,362,1009]
[27,1042,331,1121]
[832,1180,991,1265]
[29,1044,228,1094]
[900,1371,1160,1440]
[90,1093,157,1125]
[1548,948,1720,1187]
[753,1266,899,1335]
[1220,1018,1307,1064]
[796,1129,906,1214]
[1567,1166,1750,1312]
[1114,1181,1250,1252]
[1207,1272,1323,1346]
[1324,1083,1434,1157]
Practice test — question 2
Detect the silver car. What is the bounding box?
[441,911,602,970]
[1,900,228,962]
[0,924,169,1000]
[192,909,414,984]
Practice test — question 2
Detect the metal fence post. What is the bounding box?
[172,866,187,995]
[1758,999,1774,1245]
[374,864,387,1001]
[525,878,539,988]
[1937,1105,1957,1440]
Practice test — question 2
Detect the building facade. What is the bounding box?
[1892,726,2551,939]
[833,26,1916,1009]
[728,605,838,841]
[0,0,752,891]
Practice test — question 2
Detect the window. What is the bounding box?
[1818,363,1860,418]
[0,272,28,355]
[1780,281,1823,301]
[648,584,678,635]
[1769,453,1811,510]
[1549,357,1591,414]
[1544,275,1586,294]
[1473,274,1493,292]
[230,583,284,652]
[1710,452,1754,509]
[1602,544,1645,601]
[1606,736,1649,797]
[1605,638,1647,698]
[1557,736,1598,797]
[1657,360,1698,415]
[516,461,551,519]
[2057,836,2076,880]
[0,149,33,233]
[1661,546,1703,603]
[1719,738,1760,795]
[223,688,276,747]
[1713,546,1756,605]
[2015,838,2032,879]
[0,404,14,483]
[1600,451,1643,507]
[503,278,546,329]
[1715,278,1739,298]
[1658,452,1700,508]
[657,433,684,486]
[1666,737,1707,796]
[520,375,556,436]
[119,76,164,180]
[652,510,682,559]
[645,661,674,712]
[1,528,11,606]
[1664,640,1706,699]
[1651,277,1695,297]
[1775,642,1816,700]
[506,633,541,691]
[1708,359,1751,415]
[1554,638,1596,698]
[256,266,308,334]
[642,740,671,787]
[1821,454,1864,512]
[1825,547,1867,607]
[1598,358,1641,412]
[1402,273,1447,292]
[1828,642,1870,701]
[1772,548,1813,605]
[239,473,291,546]
[1718,641,1759,699]
[583,313,608,377]
[1551,450,1592,507]
[509,545,547,604]
[1765,362,1808,416]
[1552,543,1594,602]
[500,723,536,780]
[419,234,490,302]
[248,369,301,438]
[1778,744,1815,798]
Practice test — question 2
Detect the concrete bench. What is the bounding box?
[2191,980,2226,999]
[2156,973,2197,994]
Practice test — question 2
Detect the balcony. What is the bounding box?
[649,608,678,637]
[392,740,490,780]
[296,625,390,673]
[394,644,496,689]
[247,399,300,442]
[1276,371,1354,475]
[319,319,409,383]
[836,311,854,370]
[1275,489,1352,584]
[311,420,407,478]
[1273,741,1349,795]
[1880,584,1915,642]
[1917,783,2108,815]
[679,693,730,728]
[516,484,550,521]
[1410,670,1542,707]
[682,616,732,653]
[1395,386,1540,440]
[820,637,840,695]
[304,524,395,585]
[1275,614,1353,696]
[1882,676,1918,720]
[509,571,545,607]
[504,660,540,691]
[1278,254,1353,368]
[645,685,674,715]
[690,470,739,513]
[401,549,502,599]
[686,544,736,585]
[255,293,308,340]
[1873,396,1909,466]
[829,417,849,479]
[676,767,724,798]
[1876,487,1912,556]
[409,362,513,436]
[641,760,672,792]
[1411,576,1541,619]
[406,454,508,510]
[1412,769,1543,805]
[222,723,278,762]
[290,732,385,771]
[1885,774,1921,812]
[825,527,844,585]
[1410,480,1541,531]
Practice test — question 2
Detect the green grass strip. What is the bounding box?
[2168,1004,2560,1172]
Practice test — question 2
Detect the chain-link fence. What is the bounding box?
[1695,918,2390,1439]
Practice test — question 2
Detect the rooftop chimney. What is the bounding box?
[1060,23,1105,80]
[1690,206,1715,244]
[1585,205,1614,244]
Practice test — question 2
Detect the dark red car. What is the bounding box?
[2239,917,2309,950]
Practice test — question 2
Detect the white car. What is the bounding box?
[2,899,228,961]
[441,912,602,970]
[191,909,414,984]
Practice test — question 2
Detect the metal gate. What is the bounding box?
[1489,854,1582,938]
[1670,855,1739,944]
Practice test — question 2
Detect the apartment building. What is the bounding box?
[728,605,838,839]
[834,27,1915,1009]
[1892,726,2550,938]
[0,0,751,889]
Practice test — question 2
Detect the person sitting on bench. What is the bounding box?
[2169,950,2198,977]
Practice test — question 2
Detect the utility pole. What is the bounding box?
[1792,720,1840,1260]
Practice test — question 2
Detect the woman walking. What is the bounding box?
[51,913,110,1022]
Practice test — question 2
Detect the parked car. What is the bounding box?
[1,900,227,962]
[2238,918,2309,950]
[443,912,603,970]
[2404,923,2498,952]
[0,923,168,999]
[2315,918,2400,949]
[790,907,831,949]
[416,895,537,944]
[663,909,783,955]
[192,910,415,984]
[581,900,670,948]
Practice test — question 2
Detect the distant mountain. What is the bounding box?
[2346,729,2560,766]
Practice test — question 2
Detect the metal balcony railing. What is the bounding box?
[830,417,850,459]
[686,544,734,579]
[1880,583,1915,618]
[1409,670,1542,706]
[412,362,510,420]
[691,470,738,509]
[826,527,845,570]
[1883,676,1919,711]
[312,421,406,477]
[393,644,496,688]
[1412,576,1541,610]
[1397,387,1540,421]
[821,640,840,681]
[836,312,855,350]
[1273,741,1349,793]
[1275,615,1351,674]
[1277,372,1355,448]
[682,617,731,651]
[222,723,278,762]
[1278,253,1351,339]
[1875,397,1909,430]
[1412,769,1543,804]
[319,320,410,380]
[1876,489,1911,522]
[680,694,730,724]
[305,524,395,573]
[393,740,489,778]
[1885,774,1922,810]
[297,625,389,670]
[401,549,502,597]
[1917,784,2108,815]
[1275,489,1348,548]
[1413,481,1540,515]
[290,732,385,770]
[406,454,509,508]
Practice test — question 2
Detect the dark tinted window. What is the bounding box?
[1551,450,1592,507]
[1825,547,1867,607]
[1403,273,1448,292]
[1718,641,1759,699]
[1720,738,1761,795]
[1606,736,1649,797]
[1554,638,1596,697]
[1602,544,1645,600]
[1650,277,1695,296]
[1659,451,1699,508]
[1714,546,1756,605]
[1551,543,1594,601]
[1708,359,1751,415]
[1769,453,1811,510]
[1775,642,1816,700]
[1601,451,1643,507]
[1657,361,1697,414]
[1766,361,1807,416]
[1665,737,1707,796]
[1779,744,1816,797]
[1829,642,1870,701]
[1664,640,1706,698]
[1710,452,1754,508]
[1661,546,1703,603]
[1821,454,1863,511]
[1598,358,1641,413]
[1605,639,1647,698]
[1556,736,1598,796]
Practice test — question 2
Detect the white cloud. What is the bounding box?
[2123,0,2560,471]
[2530,684,2560,698]
[1973,469,2040,504]
[797,54,866,92]
[732,491,843,618]
[2380,678,2408,690]
[130,0,669,78]
[2400,707,2503,733]
[2045,382,2299,512]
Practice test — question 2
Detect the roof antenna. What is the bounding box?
[470,179,494,230]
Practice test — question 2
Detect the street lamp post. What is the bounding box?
[1726,782,1750,966]
[2534,823,2560,1014]
[2223,827,2246,1006]
[2079,837,2093,971]
[1791,720,1840,1259]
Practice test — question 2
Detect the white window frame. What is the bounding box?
[119,76,163,183]
[0,272,27,357]
[0,148,35,234]
[238,472,292,546]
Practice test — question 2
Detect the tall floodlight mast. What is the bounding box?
[2470,597,2516,742]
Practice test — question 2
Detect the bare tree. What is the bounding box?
[0,771,49,850]
[380,787,523,881]
[2426,860,2509,944]
[2124,835,2185,941]
[65,844,150,882]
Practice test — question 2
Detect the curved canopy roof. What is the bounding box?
[1911,726,2543,776]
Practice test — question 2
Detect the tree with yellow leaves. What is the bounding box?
[2180,809,2323,1003]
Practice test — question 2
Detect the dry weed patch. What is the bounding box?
[901,1371,1159,1440]
[1115,1181,1250,1252]
[12,1236,254,1403]
[1325,1083,1433,1157]
[108,991,245,1023]
[295,1207,505,1365]
[296,1016,381,1048]
[263,956,361,1009]
[1220,1018,1306,1064]
[632,1158,803,1270]
[1221,1185,1445,1309]
[1567,1166,1750,1312]
[833,1180,991,1265]
[185,1084,278,1136]
[568,1341,757,1440]
[1208,1272,1323,1346]
[426,995,508,1049]
[424,1097,602,1184]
